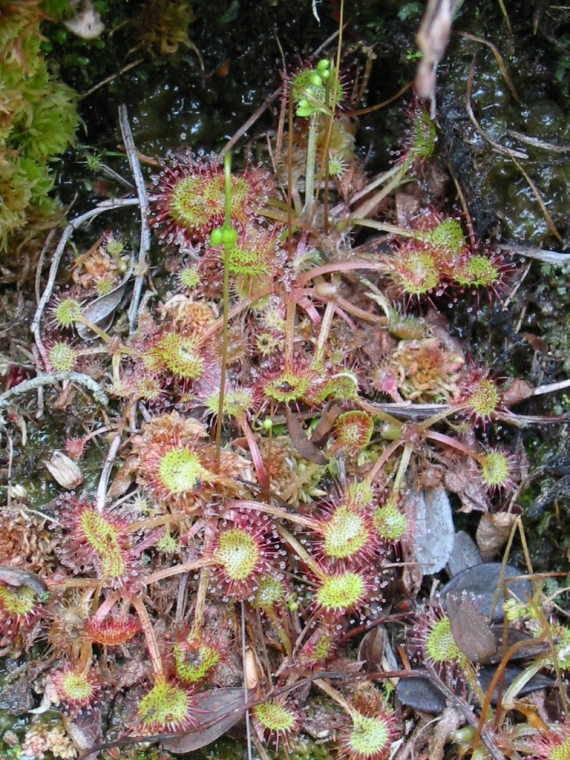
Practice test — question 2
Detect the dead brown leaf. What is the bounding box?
[444,456,490,512]
[476,512,517,562]
[447,594,497,663]
[286,406,328,465]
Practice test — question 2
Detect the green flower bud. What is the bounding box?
[210,227,224,246]
[309,71,323,87]
[221,226,238,247]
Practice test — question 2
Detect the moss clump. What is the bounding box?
[0,1,80,250]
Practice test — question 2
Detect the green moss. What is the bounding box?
[0,2,80,250]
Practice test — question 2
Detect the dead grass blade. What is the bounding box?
[465,56,528,160]
[509,154,564,244]
[459,32,520,102]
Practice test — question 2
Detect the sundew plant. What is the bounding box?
[1,1,570,759]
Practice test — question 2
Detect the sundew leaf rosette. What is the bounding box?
[151,151,273,248]
[132,412,243,511]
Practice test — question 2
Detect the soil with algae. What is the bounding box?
[1,1,570,759]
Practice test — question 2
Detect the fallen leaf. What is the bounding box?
[440,563,532,622]
[286,406,328,465]
[310,402,342,446]
[410,485,455,574]
[161,688,248,754]
[76,269,132,340]
[447,594,497,663]
[429,707,464,760]
[0,566,48,599]
[501,377,535,407]
[415,0,462,107]
[358,625,386,673]
[520,333,548,354]
[476,512,517,562]
[444,456,489,512]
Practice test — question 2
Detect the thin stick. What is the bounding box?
[509,154,563,244]
[242,602,253,760]
[96,432,122,512]
[465,56,527,160]
[119,104,152,331]
[458,32,519,102]
[80,58,144,100]
[353,81,413,116]
[347,165,407,223]
[0,371,109,409]
[508,130,570,153]
[533,377,570,396]
[471,627,547,756]
[35,227,58,305]
[131,595,163,676]
[5,432,13,509]
[446,160,475,246]
[31,198,140,366]
[219,87,281,161]
[426,665,504,760]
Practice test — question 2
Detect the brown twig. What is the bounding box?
[219,87,282,161]
[79,58,144,100]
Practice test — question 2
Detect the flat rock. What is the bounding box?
[439,563,532,621]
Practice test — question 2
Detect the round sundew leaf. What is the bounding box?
[347,713,390,757]
[215,528,260,581]
[316,571,366,610]
[158,448,208,494]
